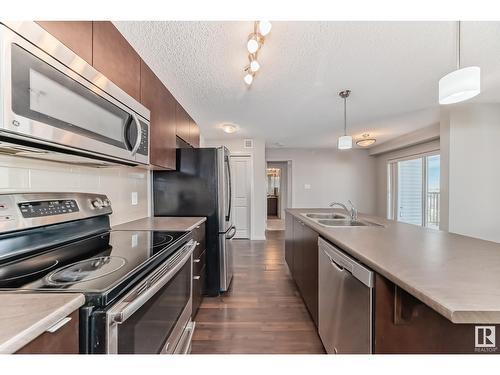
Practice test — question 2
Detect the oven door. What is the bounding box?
[0,25,149,165]
[105,240,196,354]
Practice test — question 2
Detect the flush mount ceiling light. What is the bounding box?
[243,21,271,86]
[337,90,352,150]
[356,134,376,147]
[221,123,238,134]
[439,21,481,105]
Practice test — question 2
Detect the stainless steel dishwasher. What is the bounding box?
[318,237,374,354]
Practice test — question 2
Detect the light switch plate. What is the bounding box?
[304,184,311,190]
[131,192,138,205]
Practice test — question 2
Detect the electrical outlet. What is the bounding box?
[131,192,138,205]
[304,184,311,190]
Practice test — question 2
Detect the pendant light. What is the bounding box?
[337,90,352,150]
[439,21,480,105]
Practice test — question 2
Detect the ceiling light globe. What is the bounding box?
[244,73,254,85]
[247,37,259,54]
[222,124,237,133]
[258,21,272,36]
[439,66,481,105]
[250,60,260,73]
[337,135,353,150]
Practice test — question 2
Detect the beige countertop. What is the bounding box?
[287,208,500,324]
[113,216,206,232]
[0,293,85,353]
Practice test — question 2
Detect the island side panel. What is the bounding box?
[373,274,500,354]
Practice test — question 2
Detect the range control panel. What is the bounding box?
[18,199,79,218]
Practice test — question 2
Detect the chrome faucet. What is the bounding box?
[329,200,358,222]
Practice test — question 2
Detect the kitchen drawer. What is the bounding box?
[192,222,206,258]
[192,264,206,319]
[193,249,206,277]
[16,310,79,354]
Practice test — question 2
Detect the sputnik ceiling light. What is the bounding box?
[243,21,272,86]
[337,90,353,150]
[439,21,481,105]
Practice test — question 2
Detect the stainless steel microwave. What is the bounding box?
[0,22,150,166]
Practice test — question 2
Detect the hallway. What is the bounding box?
[191,231,325,354]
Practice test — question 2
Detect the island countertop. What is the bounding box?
[0,292,85,354]
[113,216,206,232]
[287,208,500,324]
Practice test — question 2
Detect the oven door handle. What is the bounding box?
[108,240,196,324]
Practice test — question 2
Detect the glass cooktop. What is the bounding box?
[0,230,190,296]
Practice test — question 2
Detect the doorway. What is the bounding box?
[266,161,290,231]
[230,154,252,239]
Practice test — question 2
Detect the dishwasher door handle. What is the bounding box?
[329,256,345,273]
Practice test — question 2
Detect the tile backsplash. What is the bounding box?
[0,155,150,226]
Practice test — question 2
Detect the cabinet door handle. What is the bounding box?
[193,258,201,263]
[46,317,71,333]
[193,276,201,280]
[195,242,200,246]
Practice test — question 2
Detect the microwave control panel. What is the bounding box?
[138,122,149,156]
[18,200,79,218]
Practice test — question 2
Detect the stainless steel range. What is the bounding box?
[0,193,195,354]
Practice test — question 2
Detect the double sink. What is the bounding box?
[301,212,381,227]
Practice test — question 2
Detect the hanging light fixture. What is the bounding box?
[439,21,481,105]
[243,21,271,86]
[356,133,376,147]
[337,90,352,150]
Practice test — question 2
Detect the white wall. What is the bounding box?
[0,155,149,226]
[204,138,266,240]
[266,148,377,214]
[441,103,500,243]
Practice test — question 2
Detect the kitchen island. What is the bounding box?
[286,208,500,354]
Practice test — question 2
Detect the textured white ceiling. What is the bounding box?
[114,21,500,148]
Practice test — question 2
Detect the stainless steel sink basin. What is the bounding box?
[304,213,347,220]
[316,219,382,227]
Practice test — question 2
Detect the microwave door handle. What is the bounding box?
[109,240,196,324]
[130,113,142,156]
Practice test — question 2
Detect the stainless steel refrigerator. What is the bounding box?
[153,147,235,295]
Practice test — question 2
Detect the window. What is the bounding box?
[388,153,440,229]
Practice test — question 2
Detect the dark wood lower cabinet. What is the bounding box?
[286,214,318,326]
[285,213,294,275]
[16,311,79,354]
[191,222,206,319]
[374,274,500,354]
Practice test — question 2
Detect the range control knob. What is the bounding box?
[92,198,104,209]
[102,198,111,207]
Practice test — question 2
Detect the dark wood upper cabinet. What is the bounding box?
[92,21,141,101]
[175,103,190,144]
[140,61,176,170]
[36,21,93,64]
[189,120,200,148]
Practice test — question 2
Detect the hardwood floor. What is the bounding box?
[191,230,325,354]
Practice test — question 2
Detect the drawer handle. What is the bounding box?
[193,276,201,280]
[195,242,200,246]
[194,258,201,263]
[196,226,200,229]
[46,317,71,333]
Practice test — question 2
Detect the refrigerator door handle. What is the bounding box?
[226,226,237,239]
[225,154,232,223]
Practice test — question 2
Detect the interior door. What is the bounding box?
[230,155,252,239]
